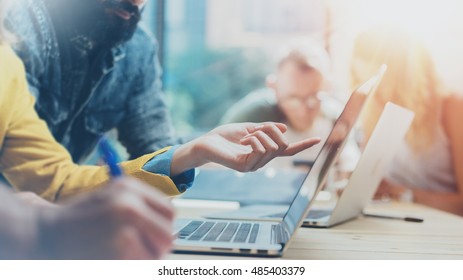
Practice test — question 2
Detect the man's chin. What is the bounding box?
[100,19,140,47]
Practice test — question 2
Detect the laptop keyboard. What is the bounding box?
[188,222,215,241]
[234,223,252,243]
[178,221,260,243]
[204,222,227,241]
[217,223,240,242]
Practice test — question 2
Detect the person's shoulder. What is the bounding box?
[6,0,53,64]
[230,89,277,113]
[123,24,159,56]
[221,88,280,124]
[117,25,160,76]
[6,0,48,38]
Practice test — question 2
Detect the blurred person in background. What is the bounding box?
[221,43,332,132]
[222,43,359,173]
[352,26,463,216]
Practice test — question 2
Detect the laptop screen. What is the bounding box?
[281,66,386,239]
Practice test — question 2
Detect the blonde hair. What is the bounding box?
[352,26,445,153]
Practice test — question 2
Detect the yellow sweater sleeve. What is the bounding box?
[0,46,180,201]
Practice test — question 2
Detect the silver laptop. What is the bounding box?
[173,66,386,257]
[303,103,413,227]
[217,102,414,228]
[203,103,414,228]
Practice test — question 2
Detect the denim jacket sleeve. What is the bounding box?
[117,30,179,159]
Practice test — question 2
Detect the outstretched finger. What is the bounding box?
[281,137,322,157]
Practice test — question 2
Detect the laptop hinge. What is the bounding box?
[272,224,290,245]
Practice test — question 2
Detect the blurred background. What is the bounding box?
[141,0,463,137]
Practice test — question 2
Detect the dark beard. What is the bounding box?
[98,0,142,47]
[61,0,142,49]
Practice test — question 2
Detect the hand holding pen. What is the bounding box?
[98,136,124,178]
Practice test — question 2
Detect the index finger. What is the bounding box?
[281,137,321,157]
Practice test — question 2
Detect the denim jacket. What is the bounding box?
[6,0,178,163]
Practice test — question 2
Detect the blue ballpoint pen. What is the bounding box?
[98,137,124,178]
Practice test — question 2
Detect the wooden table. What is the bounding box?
[167,201,463,260]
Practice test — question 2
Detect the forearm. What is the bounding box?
[380,179,463,216]
[412,189,463,216]
[170,141,203,177]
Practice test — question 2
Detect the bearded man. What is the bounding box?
[6,0,177,163]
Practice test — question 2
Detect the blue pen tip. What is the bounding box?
[98,137,123,178]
